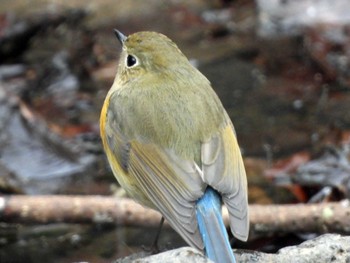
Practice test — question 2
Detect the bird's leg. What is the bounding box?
[142,217,165,254]
[151,217,165,252]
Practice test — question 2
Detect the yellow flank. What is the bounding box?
[99,93,109,156]
[100,89,157,208]
[100,93,120,176]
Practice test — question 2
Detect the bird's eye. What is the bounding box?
[126,55,138,68]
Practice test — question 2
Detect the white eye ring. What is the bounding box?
[126,54,139,68]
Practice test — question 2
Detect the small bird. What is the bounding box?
[100,30,249,263]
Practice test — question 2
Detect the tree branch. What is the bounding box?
[0,195,349,236]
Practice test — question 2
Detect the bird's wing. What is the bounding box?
[128,141,205,249]
[103,107,206,249]
[201,118,249,241]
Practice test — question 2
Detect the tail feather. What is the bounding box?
[196,187,236,263]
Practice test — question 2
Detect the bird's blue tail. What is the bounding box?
[196,187,236,263]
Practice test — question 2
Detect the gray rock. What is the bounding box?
[237,234,350,263]
[275,234,350,263]
[115,234,350,262]
[114,247,213,263]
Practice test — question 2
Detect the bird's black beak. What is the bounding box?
[114,29,127,46]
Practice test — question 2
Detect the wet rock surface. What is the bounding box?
[116,234,350,263]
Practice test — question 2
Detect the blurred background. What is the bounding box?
[1,0,350,262]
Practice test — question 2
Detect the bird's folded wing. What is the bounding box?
[128,141,206,249]
[201,121,249,241]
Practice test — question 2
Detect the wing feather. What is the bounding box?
[128,141,205,248]
[201,121,249,241]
